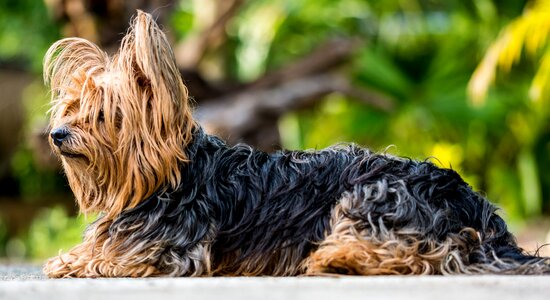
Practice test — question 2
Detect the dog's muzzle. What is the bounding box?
[50,127,70,147]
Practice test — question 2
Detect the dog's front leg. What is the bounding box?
[43,218,162,278]
[43,241,160,278]
[43,241,94,278]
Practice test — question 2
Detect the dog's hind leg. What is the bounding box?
[304,177,550,275]
[303,194,459,275]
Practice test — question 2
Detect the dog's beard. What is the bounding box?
[56,135,115,213]
[63,162,100,213]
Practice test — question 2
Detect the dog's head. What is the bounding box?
[44,11,195,217]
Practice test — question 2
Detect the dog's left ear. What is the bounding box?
[110,11,194,210]
[125,11,184,102]
[116,9,194,147]
[118,10,190,113]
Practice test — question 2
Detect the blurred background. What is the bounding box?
[0,0,549,262]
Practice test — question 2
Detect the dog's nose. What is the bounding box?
[50,127,69,147]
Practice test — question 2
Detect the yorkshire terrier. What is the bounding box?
[43,11,549,277]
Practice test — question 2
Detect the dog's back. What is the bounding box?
[111,128,550,276]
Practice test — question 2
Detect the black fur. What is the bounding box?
[107,127,549,275]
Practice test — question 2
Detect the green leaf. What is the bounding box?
[517,148,542,216]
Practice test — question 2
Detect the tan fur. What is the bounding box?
[44,11,195,218]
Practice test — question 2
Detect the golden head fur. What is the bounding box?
[44,11,195,218]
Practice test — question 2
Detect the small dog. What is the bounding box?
[43,11,549,277]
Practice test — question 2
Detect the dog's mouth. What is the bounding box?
[60,151,87,160]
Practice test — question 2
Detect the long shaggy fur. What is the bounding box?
[43,11,550,278]
[45,13,195,218]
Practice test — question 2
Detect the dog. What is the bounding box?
[43,11,549,277]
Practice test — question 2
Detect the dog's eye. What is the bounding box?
[98,110,105,123]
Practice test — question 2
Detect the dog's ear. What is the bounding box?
[44,38,108,121]
[118,10,188,109]
[115,10,194,151]
[108,11,194,215]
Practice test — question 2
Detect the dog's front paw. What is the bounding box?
[43,253,82,278]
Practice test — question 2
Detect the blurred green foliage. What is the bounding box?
[26,207,90,259]
[0,207,90,260]
[13,81,66,198]
[0,0,60,71]
[0,0,549,259]
[0,218,7,257]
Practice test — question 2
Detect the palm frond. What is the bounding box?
[468,0,550,105]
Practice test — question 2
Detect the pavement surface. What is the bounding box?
[0,264,549,300]
[0,265,44,281]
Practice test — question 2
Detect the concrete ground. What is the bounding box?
[0,265,549,300]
